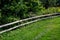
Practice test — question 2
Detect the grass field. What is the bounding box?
[0,16,60,40]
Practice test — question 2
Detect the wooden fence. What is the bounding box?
[0,13,60,34]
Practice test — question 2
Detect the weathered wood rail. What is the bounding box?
[0,13,60,34]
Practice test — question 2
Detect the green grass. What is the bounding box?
[0,16,60,40]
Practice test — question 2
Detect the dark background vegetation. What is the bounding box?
[0,0,60,25]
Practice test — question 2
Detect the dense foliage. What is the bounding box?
[0,0,60,24]
[1,0,43,18]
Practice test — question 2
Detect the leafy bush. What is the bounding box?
[1,0,60,25]
[47,7,60,13]
[0,10,1,18]
[56,7,60,13]
[0,16,20,25]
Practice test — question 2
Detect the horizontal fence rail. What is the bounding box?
[0,14,53,28]
[0,13,60,28]
[0,13,60,34]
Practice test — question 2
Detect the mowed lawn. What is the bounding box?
[0,16,60,40]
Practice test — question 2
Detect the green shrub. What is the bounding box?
[56,7,60,13]
[47,7,60,13]
[0,16,20,25]
[1,0,60,25]
[0,12,1,18]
